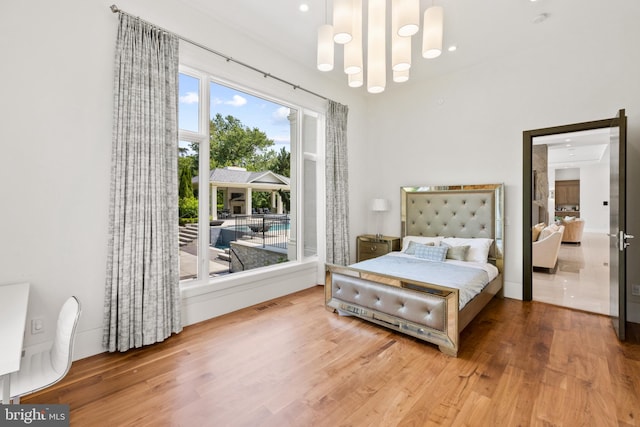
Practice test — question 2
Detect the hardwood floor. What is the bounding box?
[23,286,640,426]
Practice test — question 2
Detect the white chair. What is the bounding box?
[0,296,81,403]
[533,225,565,272]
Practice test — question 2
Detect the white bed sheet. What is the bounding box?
[356,252,500,309]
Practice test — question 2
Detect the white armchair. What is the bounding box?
[533,225,565,271]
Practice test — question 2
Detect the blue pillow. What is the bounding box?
[404,240,434,255]
[414,245,448,262]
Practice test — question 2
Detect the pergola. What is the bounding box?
[193,167,290,219]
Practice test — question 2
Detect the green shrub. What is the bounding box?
[179,197,198,219]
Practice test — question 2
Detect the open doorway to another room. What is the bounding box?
[531,128,611,314]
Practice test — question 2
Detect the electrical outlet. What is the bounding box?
[31,317,44,334]
[633,284,640,297]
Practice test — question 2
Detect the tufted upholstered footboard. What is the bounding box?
[325,264,461,356]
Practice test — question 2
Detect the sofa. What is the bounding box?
[532,223,565,272]
[560,217,585,243]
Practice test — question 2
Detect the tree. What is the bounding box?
[271,147,290,177]
[183,114,292,212]
[209,114,275,170]
[178,156,195,199]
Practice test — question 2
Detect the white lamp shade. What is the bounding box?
[348,70,364,87]
[393,69,410,83]
[422,6,444,59]
[317,24,334,71]
[371,198,390,212]
[395,0,419,37]
[367,0,386,94]
[344,0,363,75]
[333,0,353,44]
[392,5,411,72]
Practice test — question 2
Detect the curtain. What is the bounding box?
[325,100,350,265]
[103,13,182,352]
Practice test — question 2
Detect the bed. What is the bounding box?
[325,184,504,357]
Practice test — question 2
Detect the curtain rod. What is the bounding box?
[109,4,328,101]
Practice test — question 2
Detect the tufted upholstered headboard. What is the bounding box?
[401,184,504,265]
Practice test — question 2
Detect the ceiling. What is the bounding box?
[176,0,566,90]
[173,0,611,165]
[534,128,610,169]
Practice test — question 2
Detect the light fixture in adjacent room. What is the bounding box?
[317,0,445,92]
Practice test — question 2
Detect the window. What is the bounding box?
[178,67,321,286]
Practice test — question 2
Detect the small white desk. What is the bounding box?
[0,282,30,404]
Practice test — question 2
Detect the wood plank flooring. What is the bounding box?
[23,286,640,426]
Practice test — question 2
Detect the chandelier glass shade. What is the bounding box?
[317,24,335,71]
[422,6,444,59]
[317,0,444,93]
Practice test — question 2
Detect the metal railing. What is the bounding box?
[233,214,290,250]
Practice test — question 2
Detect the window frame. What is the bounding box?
[178,63,324,291]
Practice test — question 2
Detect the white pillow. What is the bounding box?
[538,224,559,240]
[441,237,494,263]
[401,236,444,252]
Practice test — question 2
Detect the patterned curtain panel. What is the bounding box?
[103,13,182,352]
[325,100,350,265]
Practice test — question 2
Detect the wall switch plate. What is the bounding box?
[632,284,640,297]
[31,317,44,334]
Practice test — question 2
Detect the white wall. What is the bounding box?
[0,0,366,359]
[555,168,580,181]
[3,0,639,362]
[547,168,556,225]
[580,162,610,233]
[350,0,640,319]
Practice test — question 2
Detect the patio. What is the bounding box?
[179,216,290,280]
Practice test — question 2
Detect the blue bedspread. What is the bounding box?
[350,254,490,309]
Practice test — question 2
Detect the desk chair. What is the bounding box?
[0,296,81,403]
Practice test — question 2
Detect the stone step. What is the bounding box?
[216,248,231,262]
[180,229,199,239]
[179,224,199,247]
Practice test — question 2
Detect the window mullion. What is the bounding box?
[198,76,210,282]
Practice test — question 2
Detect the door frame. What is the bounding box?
[522,118,614,301]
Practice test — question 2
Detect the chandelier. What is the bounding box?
[317,0,444,94]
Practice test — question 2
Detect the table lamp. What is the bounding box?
[371,198,390,239]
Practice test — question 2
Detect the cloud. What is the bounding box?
[227,95,247,107]
[179,92,199,104]
[272,106,291,123]
[272,135,291,144]
[210,95,247,107]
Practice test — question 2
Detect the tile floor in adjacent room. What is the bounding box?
[533,231,610,315]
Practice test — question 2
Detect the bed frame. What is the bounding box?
[325,184,504,357]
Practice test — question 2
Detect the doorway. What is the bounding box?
[530,129,611,314]
[522,117,618,307]
[523,110,628,339]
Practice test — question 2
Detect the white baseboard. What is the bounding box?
[64,261,320,361]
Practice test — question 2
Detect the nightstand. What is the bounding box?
[356,235,401,262]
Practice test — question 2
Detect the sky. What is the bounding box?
[178,73,291,153]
